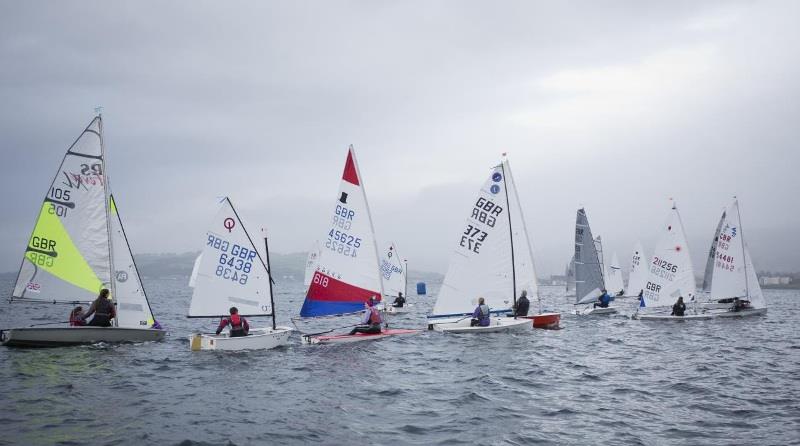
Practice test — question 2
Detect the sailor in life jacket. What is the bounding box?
[471,297,491,327]
[349,296,383,335]
[216,307,250,337]
[83,289,116,327]
[69,306,87,327]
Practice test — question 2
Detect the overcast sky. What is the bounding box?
[1,1,798,276]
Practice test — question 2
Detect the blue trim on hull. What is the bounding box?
[300,300,366,318]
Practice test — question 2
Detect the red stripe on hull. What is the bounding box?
[342,149,360,185]
[307,272,380,303]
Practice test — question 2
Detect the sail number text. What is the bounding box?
[326,205,361,257]
[460,224,488,253]
[470,197,503,228]
[207,235,254,285]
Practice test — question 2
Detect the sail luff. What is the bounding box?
[702,211,726,292]
[504,158,539,300]
[500,161,517,308]
[98,116,118,326]
[349,146,385,301]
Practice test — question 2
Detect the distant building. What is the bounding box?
[759,276,792,286]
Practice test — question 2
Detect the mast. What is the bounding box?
[735,197,750,298]
[403,258,408,297]
[263,230,277,330]
[98,113,118,327]
[500,159,517,310]
[350,145,385,301]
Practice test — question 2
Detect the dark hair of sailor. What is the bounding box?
[229,307,238,315]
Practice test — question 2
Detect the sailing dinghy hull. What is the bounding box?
[714,308,767,318]
[385,305,411,314]
[432,317,531,333]
[189,327,293,351]
[521,312,561,329]
[0,327,166,348]
[575,307,618,316]
[634,313,715,321]
[304,328,419,345]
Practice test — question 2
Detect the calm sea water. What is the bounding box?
[0,276,798,446]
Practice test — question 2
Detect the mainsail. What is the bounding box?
[702,210,726,293]
[640,204,696,308]
[627,241,647,296]
[709,200,765,309]
[574,209,605,304]
[188,197,273,317]
[13,116,111,303]
[300,147,383,317]
[566,257,575,295]
[303,241,321,288]
[432,158,532,317]
[605,252,625,295]
[380,242,406,298]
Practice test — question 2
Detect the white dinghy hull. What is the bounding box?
[575,307,618,316]
[0,327,166,348]
[190,326,293,351]
[432,317,531,333]
[634,313,715,321]
[715,308,767,318]
[385,305,412,314]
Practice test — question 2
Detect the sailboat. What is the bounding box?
[1,115,166,347]
[426,157,537,333]
[634,202,705,320]
[381,242,410,314]
[698,210,730,309]
[707,199,767,318]
[565,257,576,296]
[626,241,647,297]
[605,252,625,296]
[303,241,321,288]
[297,146,418,344]
[573,209,617,315]
[187,198,293,351]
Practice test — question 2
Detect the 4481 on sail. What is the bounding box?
[208,234,255,285]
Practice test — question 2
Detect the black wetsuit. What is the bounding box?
[515,296,530,317]
[671,302,686,316]
[87,299,115,327]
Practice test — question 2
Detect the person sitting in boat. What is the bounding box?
[671,296,686,317]
[616,289,625,297]
[82,289,116,327]
[470,297,491,327]
[349,297,383,335]
[732,297,751,312]
[69,306,86,327]
[594,290,611,308]
[513,290,530,317]
[392,292,406,308]
[216,307,250,337]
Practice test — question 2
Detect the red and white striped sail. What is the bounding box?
[300,147,382,317]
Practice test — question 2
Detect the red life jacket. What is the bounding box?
[227,314,245,333]
[368,307,382,325]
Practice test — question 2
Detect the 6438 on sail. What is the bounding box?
[1,115,166,347]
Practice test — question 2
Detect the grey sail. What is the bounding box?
[702,211,726,293]
[574,208,605,304]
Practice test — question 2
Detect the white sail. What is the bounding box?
[710,200,765,309]
[605,252,625,295]
[433,159,523,317]
[188,254,202,288]
[109,194,155,328]
[574,209,605,304]
[300,146,383,317]
[13,116,112,302]
[566,257,576,295]
[702,210,726,293]
[188,197,273,317]
[303,241,321,288]
[641,204,696,309]
[380,242,406,298]
[627,241,647,296]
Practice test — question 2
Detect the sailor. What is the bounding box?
[470,297,491,327]
[513,290,530,317]
[732,297,751,312]
[69,306,86,327]
[82,289,116,327]
[216,307,250,337]
[349,297,383,335]
[392,292,406,308]
[671,296,686,316]
[594,289,611,308]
